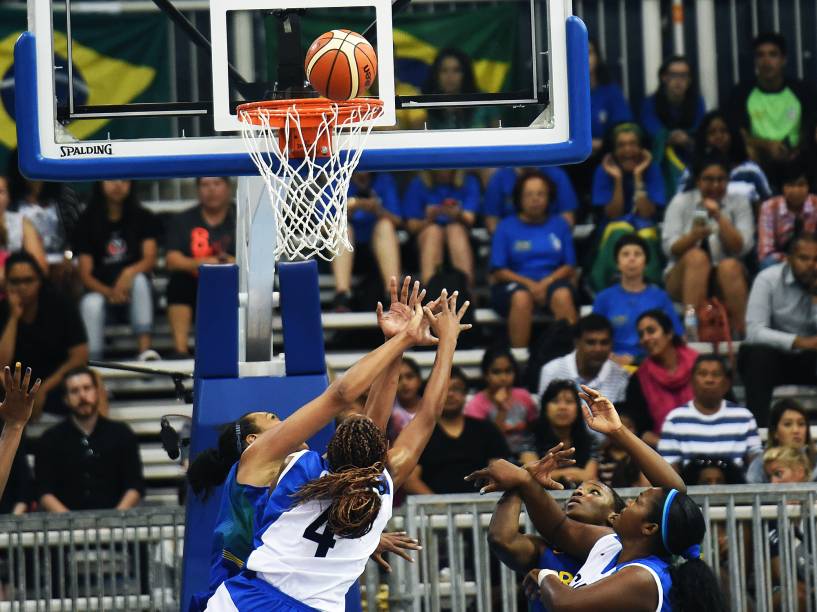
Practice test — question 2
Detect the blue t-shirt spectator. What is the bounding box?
[490,215,575,281]
[593,284,683,358]
[591,83,633,140]
[591,162,666,229]
[347,173,402,243]
[483,167,578,221]
[402,174,481,226]
[639,94,706,143]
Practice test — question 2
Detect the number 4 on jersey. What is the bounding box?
[303,508,337,557]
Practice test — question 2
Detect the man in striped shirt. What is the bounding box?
[658,354,762,469]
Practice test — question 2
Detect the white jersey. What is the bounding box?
[245,450,393,611]
[568,533,623,588]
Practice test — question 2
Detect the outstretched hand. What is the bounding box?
[464,458,530,494]
[403,302,437,347]
[522,443,576,490]
[371,531,422,573]
[578,385,622,435]
[377,276,426,339]
[422,289,471,343]
[0,363,41,428]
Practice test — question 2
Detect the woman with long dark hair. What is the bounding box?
[746,398,817,483]
[204,289,471,611]
[74,180,159,360]
[533,380,596,487]
[468,388,725,612]
[0,175,47,287]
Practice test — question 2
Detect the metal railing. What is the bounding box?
[0,486,815,611]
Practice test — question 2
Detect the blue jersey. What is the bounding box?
[531,545,581,612]
[591,163,667,229]
[189,463,269,612]
[590,83,633,140]
[489,215,576,281]
[616,555,672,612]
[402,174,481,225]
[348,173,402,243]
[482,167,578,220]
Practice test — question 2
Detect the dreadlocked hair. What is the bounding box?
[292,416,388,539]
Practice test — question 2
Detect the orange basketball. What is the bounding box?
[304,29,378,100]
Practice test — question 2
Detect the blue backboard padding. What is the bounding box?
[14,16,590,180]
[180,373,333,608]
[194,264,239,379]
[279,260,326,376]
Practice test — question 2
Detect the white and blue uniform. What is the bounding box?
[569,534,672,612]
[207,450,393,612]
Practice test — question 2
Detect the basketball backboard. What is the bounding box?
[14,0,590,180]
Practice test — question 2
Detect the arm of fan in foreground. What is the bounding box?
[386,290,471,490]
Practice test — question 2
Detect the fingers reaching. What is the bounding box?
[399,276,411,305]
[388,276,398,305]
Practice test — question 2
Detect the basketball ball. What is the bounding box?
[304,30,378,100]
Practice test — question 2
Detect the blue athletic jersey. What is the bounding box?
[531,545,581,612]
[245,450,393,611]
[591,163,667,229]
[347,174,402,244]
[190,463,270,611]
[617,555,672,612]
[489,215,576,281]
[402,174,481,225]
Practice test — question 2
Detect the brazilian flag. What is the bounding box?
[0,7,170,168]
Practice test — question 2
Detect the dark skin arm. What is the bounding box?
[528,566,659,612]
[487,491,544,573]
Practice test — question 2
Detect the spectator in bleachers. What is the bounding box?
[640,56,706,196]
[568,39,633,216]
[589,123,666,291]
[330,172,402,312]
[727,33,816,188]
[746,399,817,484]
[592,233,683,365]
[490,170,577,347]
[658,354,761,469]
[537,314,629,404]
[740,231,817,424]
[35,366,144,511]
[533,380,597,487]
[757,161,817,269]
[677,110,772,206]
[165,177,236,358]
[626,309,697,444]
[465,347,538,464]
[6,151,79,288]
[403,367,510,494]
[594,412,649,488]
[680,456,746,486]
[74,180,160,361]
[387,356,422,441]
[763,446,814,611]
[404,170,478,286]
[0,175,47,286]
[482,166,578,233]
[0,251,87,418]
[663,156,754,335]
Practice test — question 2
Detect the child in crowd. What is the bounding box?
[465,347,538,464]
[387,357,423,441]
[747,399,817,483]
[533,380,597,487]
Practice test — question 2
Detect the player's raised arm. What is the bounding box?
[578,386,685,492]
[386,290,471,490]
[242,303,435,464]
[363,276,428,432]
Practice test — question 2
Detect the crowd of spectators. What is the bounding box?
[0,29,814,520]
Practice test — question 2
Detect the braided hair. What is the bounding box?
[293,416,388,539]
[187,412,265,500]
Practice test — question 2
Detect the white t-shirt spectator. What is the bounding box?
[658,401,762,467]
[538,350,629,403]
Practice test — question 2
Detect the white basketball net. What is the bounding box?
[238,100,383,262]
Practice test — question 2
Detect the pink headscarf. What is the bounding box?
[636,344,699,433]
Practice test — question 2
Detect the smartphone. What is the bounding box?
[693,209,709,226]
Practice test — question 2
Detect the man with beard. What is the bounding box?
[740,231,817,424]
[403,366,511,494]
[35,366,144,511]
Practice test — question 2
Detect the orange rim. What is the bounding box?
[236,97,383,128]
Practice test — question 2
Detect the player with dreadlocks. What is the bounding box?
[205,286,470,611]
[186,277,428,610]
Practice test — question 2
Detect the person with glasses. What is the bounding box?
[0,251,88,418]
[34,366,144,512]
[663,156,754,336]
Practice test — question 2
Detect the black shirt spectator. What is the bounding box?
[165,177,236,357]
[0,252,88,417]
[0,435,33,514]
[35,367,144,511]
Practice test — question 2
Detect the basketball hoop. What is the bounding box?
[237,97,384,262]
